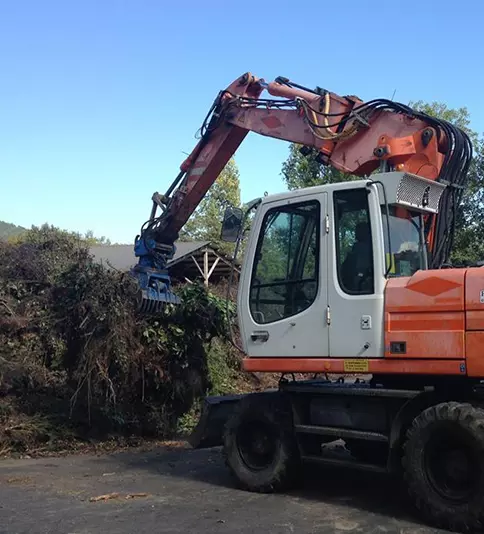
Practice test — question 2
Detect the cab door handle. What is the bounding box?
[251,331,269,342]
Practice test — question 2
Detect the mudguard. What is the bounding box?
[188,394,246,449]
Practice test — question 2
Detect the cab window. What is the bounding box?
[381,206,427,277]
[334,189,374,295]
[250,200,320,325]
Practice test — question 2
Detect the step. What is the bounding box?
[301,454,388,474]
[295,424,388,442]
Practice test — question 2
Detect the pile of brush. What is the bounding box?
[0,225,234,453]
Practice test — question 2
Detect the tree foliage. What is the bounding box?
[409,101,484,264]
[281,144,356,190]
[0,220,26,241]
[180,159,241,256]
[7,223,111,246]
[409,101,475,141]
[83,229,112,246]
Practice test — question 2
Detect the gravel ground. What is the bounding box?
[0,444,449,534]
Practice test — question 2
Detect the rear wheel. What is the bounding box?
[403,401,484,532]
[223,392,300,493]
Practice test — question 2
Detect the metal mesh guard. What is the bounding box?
[395,173,445,213]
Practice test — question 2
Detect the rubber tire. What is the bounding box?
[402,401,484,532]
[223,392,301,493]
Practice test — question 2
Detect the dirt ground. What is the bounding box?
[0,442,450,534]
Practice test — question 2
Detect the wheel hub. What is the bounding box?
[236,420,277,471]
[425,430,479,503]
[443,450,471,484]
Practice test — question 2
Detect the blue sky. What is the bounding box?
[1,0,483,243]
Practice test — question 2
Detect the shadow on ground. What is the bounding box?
[109,444,424,529]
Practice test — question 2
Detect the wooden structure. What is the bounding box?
[89,241,239,286]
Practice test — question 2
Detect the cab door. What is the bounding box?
[238,192,329,358]
[327,185,385,358]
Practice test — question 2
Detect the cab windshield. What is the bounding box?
[381,206,427,277]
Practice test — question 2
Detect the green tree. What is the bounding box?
[83,229,112,246]
[409,101,475,140]
[281,143,355,190]
[409,101,484,264]
[452,137,484,264]
[8,223,111,246]
[0,221,26,241]
[180,159,241,256]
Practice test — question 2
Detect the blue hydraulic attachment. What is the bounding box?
[131,231,180,313]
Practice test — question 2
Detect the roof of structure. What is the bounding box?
[89,240,238,282]
[89,241,210,272]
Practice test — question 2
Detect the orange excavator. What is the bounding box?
[132,73,484,531]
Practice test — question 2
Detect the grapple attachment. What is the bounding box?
[131,235,180,314]
[136,283,181,313]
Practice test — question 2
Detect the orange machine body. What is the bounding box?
[385,268,484,378]
[243,268,484,378]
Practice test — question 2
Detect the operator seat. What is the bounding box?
[341,221,373,293]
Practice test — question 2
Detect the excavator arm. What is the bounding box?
[132,72,472,311]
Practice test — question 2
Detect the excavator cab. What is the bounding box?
[227,171,446,361]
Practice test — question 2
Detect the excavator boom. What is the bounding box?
[132,73,472,311]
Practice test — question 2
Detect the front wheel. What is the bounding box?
[223,392,301,493]
[403,401,484,532]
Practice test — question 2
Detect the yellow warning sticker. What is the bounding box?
[343,359,369,373]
